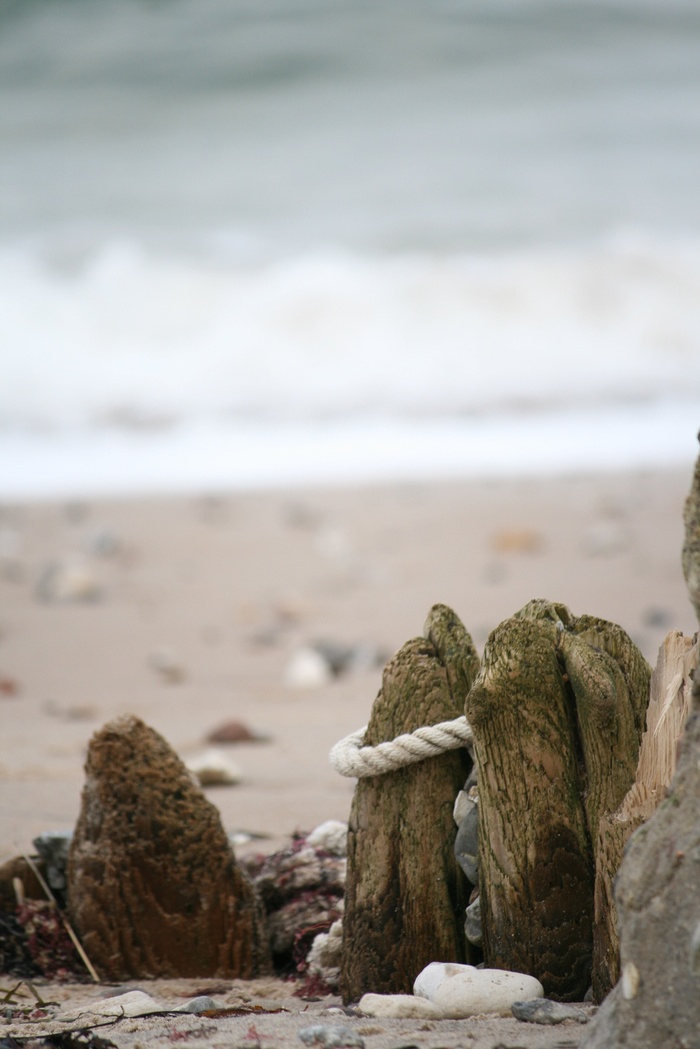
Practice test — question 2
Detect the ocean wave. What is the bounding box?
[1,230,699,435]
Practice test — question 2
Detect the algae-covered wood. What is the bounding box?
[341,604,479,1004]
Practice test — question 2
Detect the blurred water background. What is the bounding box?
[1,0,699,498]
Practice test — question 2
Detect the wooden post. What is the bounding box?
[466,600,650,1001]
[466,601,594,1001]
[340,605,479,1004]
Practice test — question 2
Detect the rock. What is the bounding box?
[36,558,102,603]
[454,797,479,884]
[357,993,441,1019]
[68,714,270,980]
[311,640,387,677]
[491,529,544,555]
[512,998,589,1024]
[306,820,348,856]
[33,831,72,899]
[464,896,482,948]
[206,720,267,744]
[285,647,333,688]
[174,996,217,1013]
[149,647,186,684]
[413,961,544,1018]
[580,672,700,1048]
[81,990,162,1017]
[186,748,243,786]
[298,1025,364,1048]
[453,788,471,826]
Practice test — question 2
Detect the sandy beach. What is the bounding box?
[1,467,696,860]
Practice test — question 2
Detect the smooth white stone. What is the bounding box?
[87,991,162,1016]
[414,961,544,1018]
[285,647,333,688]
[453,789,471,826]
[186,748,242,786]
[358,994,442,1019]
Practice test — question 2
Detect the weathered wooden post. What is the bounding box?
[340,604,480,1004]
[466,599,650,1001]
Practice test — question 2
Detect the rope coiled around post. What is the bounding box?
[329,715,473,778]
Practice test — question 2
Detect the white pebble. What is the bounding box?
[285,647,333,688]
[186,749,242,786]
[82,991,162,1017]
[357,993,442,1019]
[414,961,544,1018]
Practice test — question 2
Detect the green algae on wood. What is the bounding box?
[340,604,479,1004]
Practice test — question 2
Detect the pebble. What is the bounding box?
[311,639,387,677]
[357,993,441,1019]
[36,558,102,603]
[298,1025,364,1048]
[414,961,544,1018]
[186,748,243,786]
[464,895,482,948]
[206,720,266,744]
[306,820,348,856]
[511,998,589,1025]
[32,831,72,894]
[454,799,479,884]
[285,647,334,688]
[83,991,162,1017]
[174,996,217,1013]
[149,647,186,685]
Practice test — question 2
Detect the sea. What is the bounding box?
[1,0,699,499]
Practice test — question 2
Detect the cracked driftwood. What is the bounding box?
[340,604,480,1004]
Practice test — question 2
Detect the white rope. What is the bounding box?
[329,715,473,778]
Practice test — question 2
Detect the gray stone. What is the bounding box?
[512,998,589,1024]
[298,1025,364,1048]
[464,895,482,948]
[174,996,218,1013]
[454,797,479,884]
[33,831,72,895]
[581,686,700,1047]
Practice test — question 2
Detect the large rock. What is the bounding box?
[581,675,700,1048]
[68,715,270,980]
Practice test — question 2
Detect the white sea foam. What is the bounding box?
[0,231,698,498]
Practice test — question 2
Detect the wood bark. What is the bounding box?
[340,604,479,1004]
[466,599,650,1001]
[466,602,594,1001]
